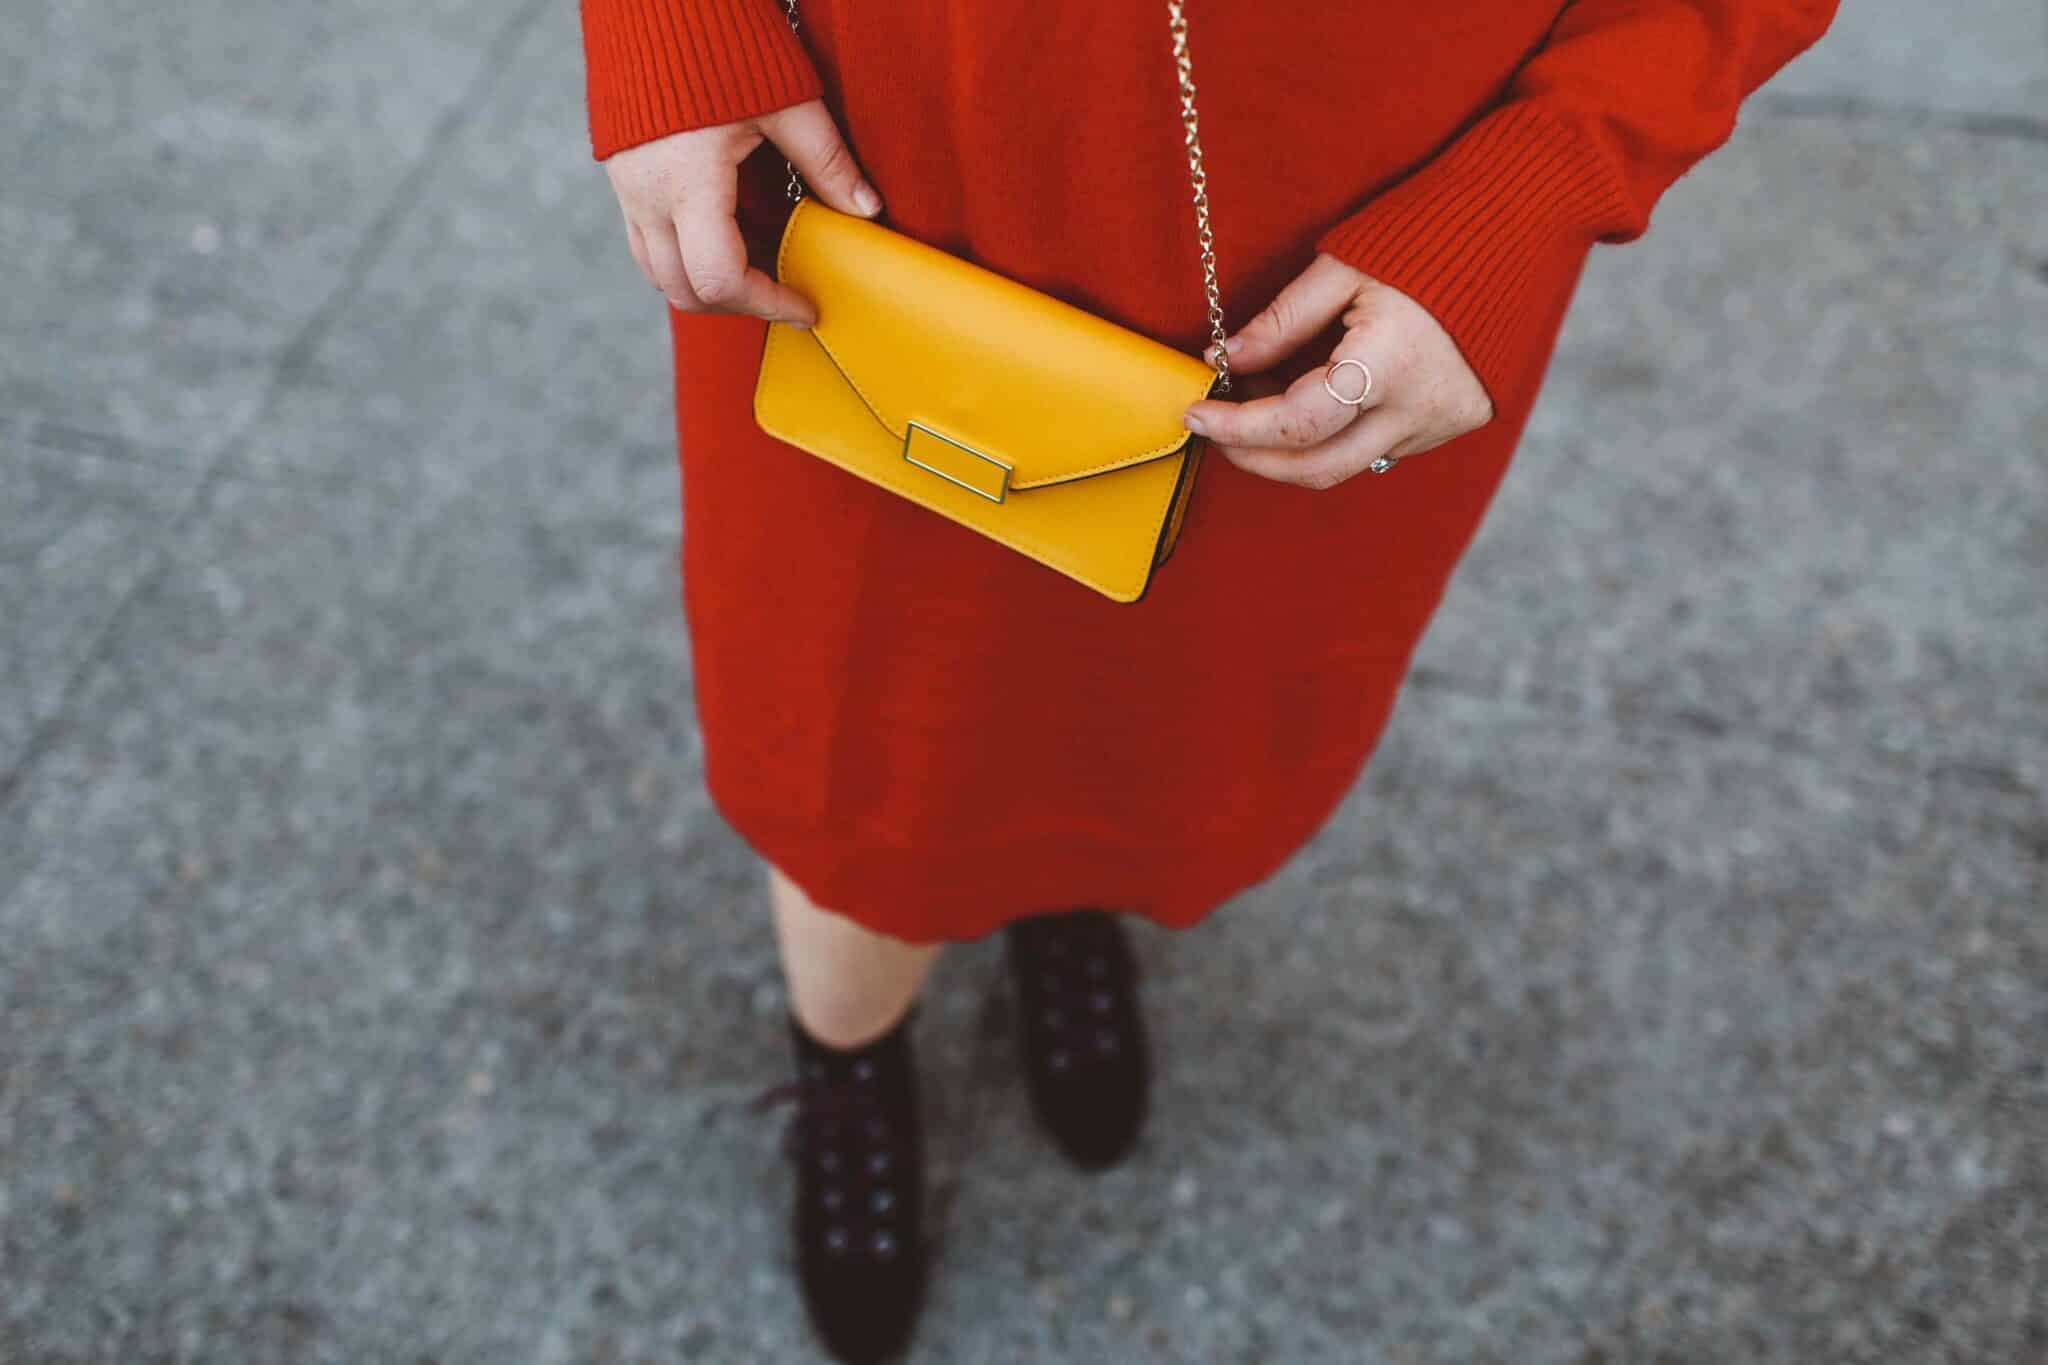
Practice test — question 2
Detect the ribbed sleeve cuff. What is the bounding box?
[579,0,824,162]
[1314,101,1637,414]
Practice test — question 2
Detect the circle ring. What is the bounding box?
[1322,357,1375,407]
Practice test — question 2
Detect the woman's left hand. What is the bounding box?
[1182,253,1494,490]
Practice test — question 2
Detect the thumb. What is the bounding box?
[755,100,883,218]
[1223,253,1360,376]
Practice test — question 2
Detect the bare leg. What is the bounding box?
[768,860,942,1049]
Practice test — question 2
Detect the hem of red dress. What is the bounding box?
[696,754,1373,947]
[713,824,1296,946]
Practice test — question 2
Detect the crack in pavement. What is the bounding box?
[1754,92,2048,144]
[0,0,556,818]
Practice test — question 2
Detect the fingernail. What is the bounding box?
[1223,336,1242,355]
[1183,410,1207,436]
[854,183,882,216]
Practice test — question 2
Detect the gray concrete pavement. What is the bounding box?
[4,2,2044,1362]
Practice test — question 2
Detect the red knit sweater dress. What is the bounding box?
[577,0,1836,945]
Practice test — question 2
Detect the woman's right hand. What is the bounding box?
[601,99,882,327]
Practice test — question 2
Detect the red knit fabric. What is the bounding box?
[580,0,819,161]
[577,0,1836,944]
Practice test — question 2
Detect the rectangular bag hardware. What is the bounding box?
[903,421,1012,504]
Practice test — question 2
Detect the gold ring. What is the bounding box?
[1322,357,1374,407]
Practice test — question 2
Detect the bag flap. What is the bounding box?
[774,200,1218,491]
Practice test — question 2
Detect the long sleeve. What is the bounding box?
[1315,0,1838,414]
[578,0,823,162]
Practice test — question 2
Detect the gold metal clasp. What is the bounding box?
[902,421,1012,504]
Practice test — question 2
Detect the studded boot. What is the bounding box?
[1002,909,1151,1170]
[759,1005,928,1364]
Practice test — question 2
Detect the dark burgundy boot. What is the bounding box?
[1002,909,1151,1170]
[761,1006,928,1364]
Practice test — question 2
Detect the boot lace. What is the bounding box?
[751,1054,910,1262]
[1015,910,1130,1073]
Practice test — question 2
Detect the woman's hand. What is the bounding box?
[1182,254,1494,490]
[601,99,883,326]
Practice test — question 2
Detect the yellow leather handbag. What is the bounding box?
[752,2,1232,605]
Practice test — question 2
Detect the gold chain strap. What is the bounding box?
[780,0,805,202]
[1166,0,1230,390]
[777,1,1230,389]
